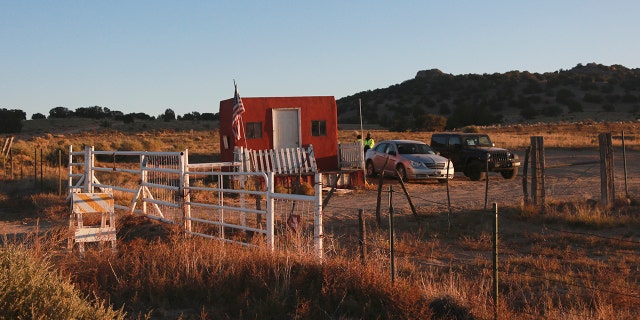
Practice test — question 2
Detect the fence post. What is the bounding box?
[182,149,191,233]
[599,133,615,207]
[358,209,367,264]
[388,185,395,283]
[446,159,452,231]
[522,146,531,205]
[83,146,91,193]
[622,131,629,199]
[484,153,490,211]
[396,169,417,216]
[33,148,37,189]
[266,172,275,252]
[530,136,545,211]
[375,157,390,226]
[314,172,324,260]
[58,149,62,195]
[40,147,43,191]
[493,202,499,320]
[68,145,73,195]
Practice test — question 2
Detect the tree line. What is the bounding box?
[0,106,220,134]
[337,63,640,131]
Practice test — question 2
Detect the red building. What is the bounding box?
[218,96,339,172]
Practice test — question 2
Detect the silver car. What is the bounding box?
[365,140,454,181]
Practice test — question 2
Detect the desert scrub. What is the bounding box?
[0,244,126,320]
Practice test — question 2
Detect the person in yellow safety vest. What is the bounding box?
[363,132,375,153]
[355,134,362,145]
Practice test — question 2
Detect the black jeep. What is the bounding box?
[430,133,520,181]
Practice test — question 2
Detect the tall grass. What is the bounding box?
[2,120,640,318]
[0,244,126,319]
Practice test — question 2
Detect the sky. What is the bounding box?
[1,1,639,119]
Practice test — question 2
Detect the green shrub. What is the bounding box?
[0,245,126,320]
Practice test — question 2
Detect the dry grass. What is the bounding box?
[342,120,640,151]
[1,120,640,318]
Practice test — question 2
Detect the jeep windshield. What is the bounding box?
[397,143,436,155]
[462,135,493,147]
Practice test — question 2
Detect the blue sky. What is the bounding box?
[1,1,639,118]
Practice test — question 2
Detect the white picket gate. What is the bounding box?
[234,145,317,174]
[68,146,323,257]
[338,142,365,169]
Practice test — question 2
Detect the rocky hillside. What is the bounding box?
[336,63,640,130]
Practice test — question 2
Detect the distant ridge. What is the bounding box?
[337,63,640,130]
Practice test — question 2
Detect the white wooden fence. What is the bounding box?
[338,142,364,169]
[68,146,323,257]
[234,145,317,174]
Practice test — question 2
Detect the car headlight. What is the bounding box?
[410,160,426,168]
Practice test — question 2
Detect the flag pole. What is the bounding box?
[359,98,367,184]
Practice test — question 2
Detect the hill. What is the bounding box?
[336,63,640,130]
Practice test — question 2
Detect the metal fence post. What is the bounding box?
[266,171,275,252]
[493,202,499,320]
[389,185,395,283]
[314,172,323,260]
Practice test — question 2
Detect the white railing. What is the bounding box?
[68,146,323,257]
[338,142,364,169]
[183,169,323,256]
[234,145,317,174]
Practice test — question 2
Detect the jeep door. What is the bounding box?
[442,135,463,165]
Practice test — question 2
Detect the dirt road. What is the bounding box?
[321,148,640,222]
[2,148,639,236]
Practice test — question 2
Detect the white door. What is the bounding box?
[272,108,300,149]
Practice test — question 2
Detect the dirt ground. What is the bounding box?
[320,148,640,224]
[2,148,639,237]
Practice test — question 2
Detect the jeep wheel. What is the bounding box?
[396,165,408,182]
[366,161,377,177]
[468,161,487,181]
[500,168,518,179]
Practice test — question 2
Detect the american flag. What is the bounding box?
[232,81,245,141]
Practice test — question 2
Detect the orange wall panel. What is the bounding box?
[219,96,338,171]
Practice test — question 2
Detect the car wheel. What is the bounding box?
[468,161,486,181]
[396,165,408,182]
[366,161,377,177]
[500,168,518,179]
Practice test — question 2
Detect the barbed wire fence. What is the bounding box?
[320,132,640,319]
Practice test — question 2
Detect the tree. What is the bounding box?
[31,113,46,120]
[49,106,72,118]
[520,105,539,119]
[75,106,109,119]
[0,109,26,133]
[200,112,218,121]
[161,108,176,122]
[414,114,447,131]
[445,103,502,130]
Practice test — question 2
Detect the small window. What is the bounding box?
[311,120,326,136]
[431,135,447,149]
[450,135,461,148]
[246,122,262,139]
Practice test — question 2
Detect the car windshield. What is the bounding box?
[463,135,493,147]
[396,143,435,155]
